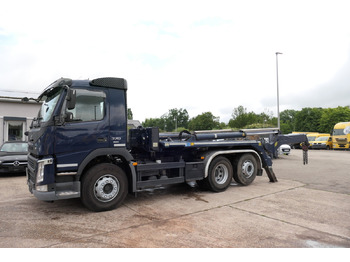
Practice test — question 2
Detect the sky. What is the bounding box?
[1,0,350,123]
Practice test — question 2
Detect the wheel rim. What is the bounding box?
[241,160,255,178]
[94,175,120,202]
[214,164,229,184]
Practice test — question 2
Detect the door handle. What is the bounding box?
[97,137,107,143]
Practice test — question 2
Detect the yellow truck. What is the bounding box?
[332,122,350,149]
[305,133,319,143]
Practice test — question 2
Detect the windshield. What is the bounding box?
[0,143,28,153]
[315,136,329,141]
[307,136,316,141]
[333,129,346,136]
[38,87,63,122]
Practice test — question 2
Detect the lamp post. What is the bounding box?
[275,52,283,130]
[174,115,177,132]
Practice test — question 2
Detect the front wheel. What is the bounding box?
[81,163,128,212]
[233,153,258,186]
[199,156,233,192]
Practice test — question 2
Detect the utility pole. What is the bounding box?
[276,52,283,130]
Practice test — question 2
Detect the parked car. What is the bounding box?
[310,135,333,150]
[0,141,28,174]
[278,144,291,155]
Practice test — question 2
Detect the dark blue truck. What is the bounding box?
[26,77,305,212]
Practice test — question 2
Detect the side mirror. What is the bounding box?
[65,112,74,122]
[66,89,76,110]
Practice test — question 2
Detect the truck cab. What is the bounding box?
[27,78,132,207]
[332,122,350,149]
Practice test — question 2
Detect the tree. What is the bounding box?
[228,106,276,129]
[319,106,350,133]
[229,106,257,129]
[280,109,297,134]
[143,117,166,131]
[143,108,189,132]
[188,112,220,131]
[127,108,133,120]
[164,108,189,131]
[294,107,323,132]
[256,109,277,128]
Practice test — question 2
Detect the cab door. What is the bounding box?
[54,87,109,174]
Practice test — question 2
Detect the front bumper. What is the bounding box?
[311,144,327,149]
[26,154,80,201]
[33,182,80,201]
[27,168,80,201]
[0,165,26,173]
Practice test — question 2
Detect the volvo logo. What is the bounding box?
[13,161,20,167]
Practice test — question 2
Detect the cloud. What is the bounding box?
[1,0,350,124]
[279,48,350,110]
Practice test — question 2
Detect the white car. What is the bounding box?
[278,144,291,155]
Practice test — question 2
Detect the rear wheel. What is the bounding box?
[81,163,128,212]
[199,156,233,192]
[233,153,258,186]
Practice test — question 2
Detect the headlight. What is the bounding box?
[36,185,48,192]
[36,158,53,183]
[36,161,45,183]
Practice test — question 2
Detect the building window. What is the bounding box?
[3,118,26,141]
[8,122,23,141]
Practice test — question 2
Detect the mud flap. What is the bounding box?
[264,166,278,182]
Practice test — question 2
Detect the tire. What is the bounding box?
[233,153,258,186]
[81,163,128,212]
[199,156,233,192]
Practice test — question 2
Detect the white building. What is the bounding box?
[0,91,41,143]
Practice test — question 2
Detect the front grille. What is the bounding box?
[1,161,27,166]
[27,154,38,183]
[28,155,36,170]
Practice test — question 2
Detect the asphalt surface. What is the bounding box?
[0,149,349,248]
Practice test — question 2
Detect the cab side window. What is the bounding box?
[67,89,106,122]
